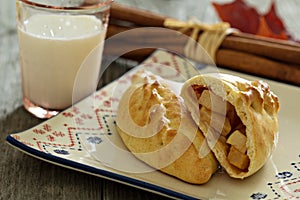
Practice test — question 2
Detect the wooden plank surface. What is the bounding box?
[0,0,299,199]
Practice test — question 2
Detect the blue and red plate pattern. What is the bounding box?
[6,50,300,200]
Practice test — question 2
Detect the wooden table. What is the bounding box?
[1,0,299,199]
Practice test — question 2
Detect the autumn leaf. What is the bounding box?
[212,0,259,34]
[263,2,291,39]
[256,16,289,40]
[212,0,291,40]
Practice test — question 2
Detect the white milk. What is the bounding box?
[18,14,105,110]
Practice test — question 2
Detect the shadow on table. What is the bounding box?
[0,105,43,136]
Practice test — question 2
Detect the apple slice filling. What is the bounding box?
[192,85,250,171]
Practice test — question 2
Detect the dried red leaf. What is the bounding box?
[256,16,289,40]
[264,2,291,39]
[212,0,260,34]
[212,0,292,40]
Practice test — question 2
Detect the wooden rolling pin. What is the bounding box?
[106,2,300,86]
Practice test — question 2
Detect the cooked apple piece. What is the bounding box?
[226,103,239,127]
[199,106,231,136]
[232,123,246,134]
[226,130,247,153]
[198,90,232,115]
[227,146,250,170]
[198,90,212,109]
[199,119,230,152]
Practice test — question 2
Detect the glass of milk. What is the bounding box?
[16,0,112,118]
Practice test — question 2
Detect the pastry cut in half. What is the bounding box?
[116,71,218,184]
[180,73,280,179]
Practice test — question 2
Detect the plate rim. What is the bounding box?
[6,134,199,200]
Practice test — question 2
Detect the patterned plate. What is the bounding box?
[6,50,300,200]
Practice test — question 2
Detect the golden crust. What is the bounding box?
[116,71,218,184]
[181,73,279,179]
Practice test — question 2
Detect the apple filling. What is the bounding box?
[192,85,250,171]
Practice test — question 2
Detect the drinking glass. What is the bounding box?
[17,0,112,118]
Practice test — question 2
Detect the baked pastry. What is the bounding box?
[116,71,218,184]
[180,73,279,179]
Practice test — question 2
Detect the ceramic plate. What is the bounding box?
[6,50,300,200]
